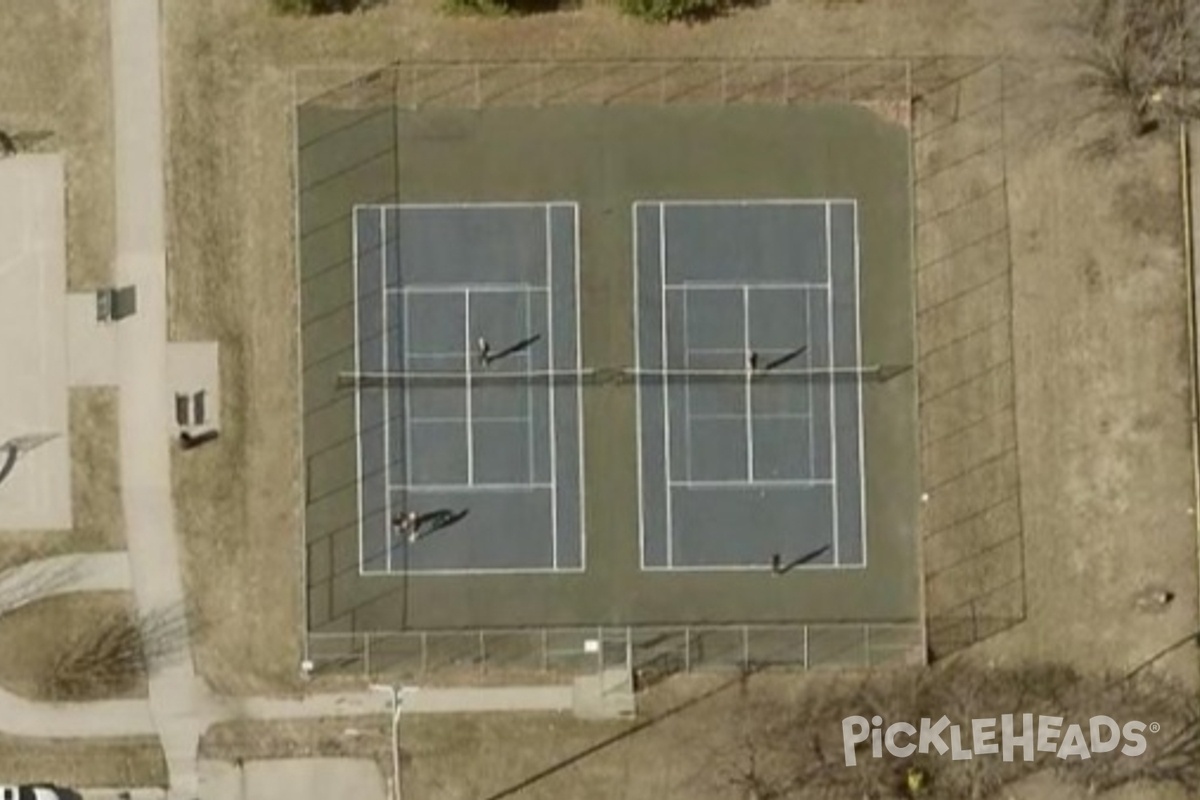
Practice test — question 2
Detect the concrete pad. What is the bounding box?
[66,292,119,386]
[0,155,71,530]
[198,758,386,800]
[573,668,636,720]
[166,341,219,433]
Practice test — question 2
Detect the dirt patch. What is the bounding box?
[200,714,391,767]
[0,590,147,701]
[0,389,125,571]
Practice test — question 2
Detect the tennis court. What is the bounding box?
[350,202,584,574]
[299,91,919,638]
[634,200,865,570]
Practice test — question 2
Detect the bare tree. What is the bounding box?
[41,604,191,700]
[1068,0,1200,137]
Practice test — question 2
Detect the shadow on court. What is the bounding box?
[771,545,832,575]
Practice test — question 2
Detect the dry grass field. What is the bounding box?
[0,733,167,789]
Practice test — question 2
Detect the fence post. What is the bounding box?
[479,630,487,675]
[420,631,428,675]
[684,627,692,672]
[741,626,749,671]
[541,628,549,672]
[474,63,481,109]
[364,634,371,679]
[802,625,809,670]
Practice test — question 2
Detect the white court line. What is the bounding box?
[659,202,674,569]
[632,203,647,571]
[402,288,414,494]
[357,200,577,211]
[524,288,535,484]
[545,205,559,570]
[464,290,474,486]
[668,478,834,489]
[352,208,365,572]
[407,349,472,361]
[665,280,829,292]
[378,564,587,577]
[389,482,554,493]
[742,286,754,482]
[682,289,693,482]
[689,411,813,422]
[388,284,547,295]
[410,415,531,425]
[641,562,863,574]
[852,200,868,567]
[826,201,840,567]
[647,198,857,208]
[572,202,586,571]
[381,207,392,572]
[806,289,815,480]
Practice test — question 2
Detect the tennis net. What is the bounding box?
[337,364,898,389]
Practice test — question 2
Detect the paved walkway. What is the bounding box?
[0,552,130,614]
[109,0,211,796]
[240,684,574,719]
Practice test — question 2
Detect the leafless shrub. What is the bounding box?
[1067,0,1200,139]
[40,604,191,700]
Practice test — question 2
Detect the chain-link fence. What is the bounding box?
[305,622,924,686]
[294,57,913,114]
[910,59,1026,658]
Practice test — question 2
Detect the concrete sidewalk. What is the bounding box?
[238,684,574,720]
[109,0,211,796]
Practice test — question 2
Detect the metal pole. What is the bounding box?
[392,695,402,800]
[371,684,406,800]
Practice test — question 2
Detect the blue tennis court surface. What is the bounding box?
[634,200,866,570]
[352,203,584,575]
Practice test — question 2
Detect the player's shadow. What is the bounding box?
[770,544,831,574]
[760,343,808,373]
[486,334,541,365]
[414,508,470,536]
